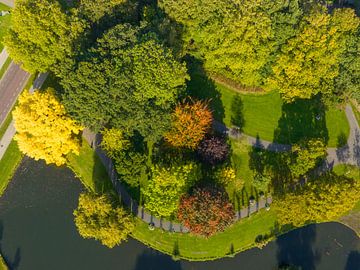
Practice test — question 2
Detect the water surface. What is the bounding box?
[0,158,359,270]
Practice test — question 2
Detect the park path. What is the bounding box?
[0,0,13,8]
[83,130,273,233]
[214,105,360,169]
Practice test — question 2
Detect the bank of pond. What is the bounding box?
[0,158,358,270]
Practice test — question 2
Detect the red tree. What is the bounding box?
[165,99,212,149]
[197,136,229,165]
[178,186,235,237]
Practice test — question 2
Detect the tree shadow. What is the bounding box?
[276,224,320,270]
[0,221,21,270]
[185,55,225,123]
[345,250,360,270]
[133,249,182,270]
[273,96,329,145]
[352,129,360,167]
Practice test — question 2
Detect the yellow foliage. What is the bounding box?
[13,88,82,166]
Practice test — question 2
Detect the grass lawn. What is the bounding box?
[132,209,277,261]
[215,82,349,147]
[0,3,11,51]
[0,140,23,196]
[67,138,113,193]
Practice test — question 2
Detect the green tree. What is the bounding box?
[101,128,129,157]
[271,7,359,102]
[60,23,188,144]
[273,174,360,227]
[5,0,87,73]
[143,163,201,218]
[288,139,326,178]
[73,193,134,248]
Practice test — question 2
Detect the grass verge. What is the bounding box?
[67,138,113,193]
[132,209,277,261]
[0,57,11,79]
[0,140,23,196]
[0,3,11,52]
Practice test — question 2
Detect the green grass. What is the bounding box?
[0,57,11,79]
[67,138,113,193]
[0,3,11,51]
[132,209,277,261]
[215,82,349,147]
[0,140,23,196]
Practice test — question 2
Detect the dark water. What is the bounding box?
[0,158,359,270]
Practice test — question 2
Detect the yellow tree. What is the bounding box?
[13,88,82,166]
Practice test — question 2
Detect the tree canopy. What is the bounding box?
[5,0,87,73]
[59,23,188,143]
[13,88,82,166]
[74,193,135,248]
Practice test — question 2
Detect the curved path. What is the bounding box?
[215,104,360,169]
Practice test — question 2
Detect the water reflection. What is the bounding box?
[0,158,358,270]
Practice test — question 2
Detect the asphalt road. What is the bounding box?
[0,61,30,126]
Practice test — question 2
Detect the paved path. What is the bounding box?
[0,61,30,126]
[83,130,273,233]
[215,105,360,169]
[0,49,8,70]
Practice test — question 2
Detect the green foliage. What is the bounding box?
[230,94,244,129]
[288,139,326,178]
[143,163,201,218]
[60,23,188,143]
[5,0,87,73]
[101,128,129,157]
[273,174,360,227]
[73,193,135,248]
[271,8,360,101]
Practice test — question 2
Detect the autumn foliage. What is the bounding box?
[165,100,212,149]
[178,186,235,237]
[197,137,230,165]
[13,88,82,166]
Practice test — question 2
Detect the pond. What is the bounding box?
[0,158,359,270]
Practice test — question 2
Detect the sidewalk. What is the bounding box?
[0,49,8,70]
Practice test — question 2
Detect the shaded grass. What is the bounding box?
[67,138,112,193]
[132,209,277,261]
[0,140,23,196]
[0,57,11,79]
[0,3,11,51]
[216,82,349,147]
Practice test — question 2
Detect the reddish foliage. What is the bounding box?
[165,99,213,149]
[178,186,235,237]
[197,137,229,165]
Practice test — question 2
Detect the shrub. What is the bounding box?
[178,186,235,237]
[197,137,230,165]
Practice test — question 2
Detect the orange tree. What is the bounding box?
[165,100,212,149]
[178,186,235,237]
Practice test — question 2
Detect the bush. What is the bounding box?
[178,186,235,237]
[197,137,230,165]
